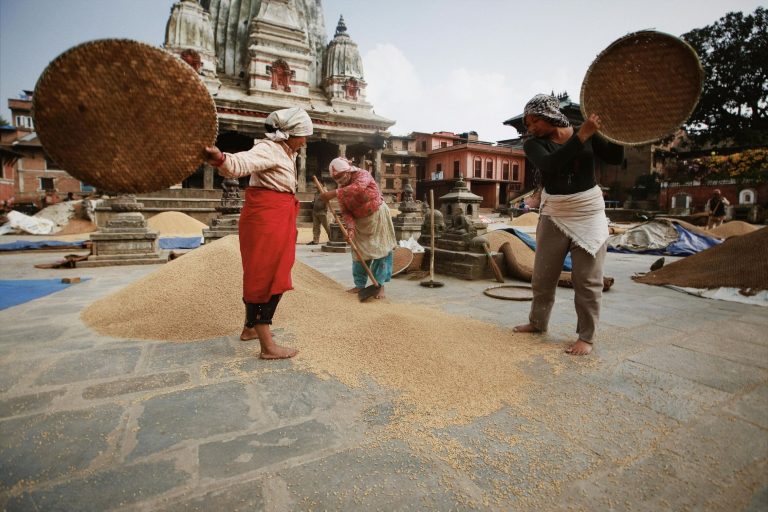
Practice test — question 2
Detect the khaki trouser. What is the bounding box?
[312,212,330,243]
[528,215,607,343]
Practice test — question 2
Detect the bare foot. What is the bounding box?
[260,345,298,360]
[513,323,541,333]
[375,286,386,299]
[565,340,593,356]
[346,287,362,294]
[240,326,259,341]
[254,324,297,360]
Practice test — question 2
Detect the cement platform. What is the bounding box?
[0,238,766,511]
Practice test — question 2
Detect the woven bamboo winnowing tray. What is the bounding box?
[33,39,218,193]
[392,246,414,276]
[580,30,704,146]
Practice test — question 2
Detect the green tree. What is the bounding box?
[0,116,9,126]
[682,7,767,147]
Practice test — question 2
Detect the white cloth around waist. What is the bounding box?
[540,185,609,256]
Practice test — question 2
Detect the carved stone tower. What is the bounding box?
[323,16,368,105]
[247,0,313,99]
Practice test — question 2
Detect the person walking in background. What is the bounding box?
[320,157,396,299]
[204,107,312,360]
[513,94,624,356]
[308,190,330,245]
[706,189,728,229]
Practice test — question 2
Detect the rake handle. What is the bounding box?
[312,175,379,288]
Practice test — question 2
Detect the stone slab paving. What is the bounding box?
[0,241,765,511]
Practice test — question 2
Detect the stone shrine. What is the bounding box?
[426,178,500,280]
[392,184,423,242]
[202,178,244,243]
[80,195,165,267]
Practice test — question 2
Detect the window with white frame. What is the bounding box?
[671,193,691,209]
[739,189,756,204]
[15,115,33,129]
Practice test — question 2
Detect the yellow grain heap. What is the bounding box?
[81,235,557,429]
[146,211,207,237]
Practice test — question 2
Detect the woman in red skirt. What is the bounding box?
[204,107,312,359]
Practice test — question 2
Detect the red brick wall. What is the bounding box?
[659,183,768,212]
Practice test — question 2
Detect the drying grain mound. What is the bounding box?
[52,218,97,236]
[82,235,243,340]
[147,211,207,237]
[708,220,761,239]
[82,233,559,429]
[635,226,768,290]
[657,217,712,237]
[509,212,539,227]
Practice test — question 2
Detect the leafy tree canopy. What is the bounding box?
[682,7,767,147]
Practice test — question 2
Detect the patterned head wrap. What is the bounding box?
[523,94,570,128]
[264,107,313,142]
[329,157,359,181]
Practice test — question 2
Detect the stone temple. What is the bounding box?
[164,0,395,193]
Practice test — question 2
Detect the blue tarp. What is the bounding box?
[0,237,202,251]
[0,278,89,310]
[0,240,88,251]
[666,224,722,256]
[159,237,203,249]
[497,228,573,271]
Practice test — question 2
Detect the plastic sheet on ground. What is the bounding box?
[1,210,56,235]
[0,239,89,251]
[665,285,768,307]
[398,236,425,253]
[0,278,89,310]
[608,219,721,256]
[159,237,203,250]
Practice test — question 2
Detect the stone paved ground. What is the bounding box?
[0,237,766,511]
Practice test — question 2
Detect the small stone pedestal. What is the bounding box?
[321,221,350,253]
[393,193,423,242]
[203,179,243,244]
[80,195,165,267]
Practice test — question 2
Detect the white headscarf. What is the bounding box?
[264,107,313,142]
[329,157,359,185]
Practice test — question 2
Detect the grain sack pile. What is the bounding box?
[82,235,560,429]
[634,226,768,291]
[146,211,207,237]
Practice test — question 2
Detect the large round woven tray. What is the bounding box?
[392,246,414,276]
[33,39,218,193]
[580,30,703,146]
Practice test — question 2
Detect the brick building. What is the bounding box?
[381,131,525,210]
[1,91,92,209]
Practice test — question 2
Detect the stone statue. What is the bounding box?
[447,205,477,237]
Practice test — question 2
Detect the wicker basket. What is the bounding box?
[580,30,704,146]
[33,39,218,193]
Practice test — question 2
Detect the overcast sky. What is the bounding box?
[1,0,763,142]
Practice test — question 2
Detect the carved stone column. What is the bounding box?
[337,143,346,157]
[203,164,215,189]
[373,148,383,188]
[297,146,307,193]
